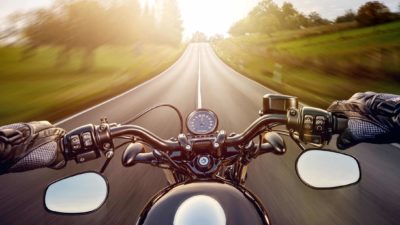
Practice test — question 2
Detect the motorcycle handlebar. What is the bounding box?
[62,109,347,163]
[225,114,288,146]
[109,125,180,151]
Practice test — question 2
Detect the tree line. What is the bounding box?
[10,0,183,71]
[229,0,400,36]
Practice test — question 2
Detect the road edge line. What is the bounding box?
[55,46,190,126]
[209,44,400,150]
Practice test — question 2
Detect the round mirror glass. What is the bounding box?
[45,172,108,214]
[296,150,361,189]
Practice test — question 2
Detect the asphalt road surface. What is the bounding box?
[0,43,399,225]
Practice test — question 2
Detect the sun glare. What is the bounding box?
[178,0,237,37]
[141,0,258,38]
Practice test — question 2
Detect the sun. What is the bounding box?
[178,0,245,38]
[140,0,259,38]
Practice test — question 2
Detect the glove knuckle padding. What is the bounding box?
[0,121,66,173]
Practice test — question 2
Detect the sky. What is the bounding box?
[1,0,399,37]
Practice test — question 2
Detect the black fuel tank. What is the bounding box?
[136,180,270,225]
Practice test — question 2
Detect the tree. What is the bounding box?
[281,2,304,29]
[228,0,331,36]
[356,1,392,26]
[106,0,141,45]
[229,18,254,36]
[140,2,157,43]
[307,12,331,26]
[191,32,207,42]
[157,0,183,46]
[335,9,356,23]
[21,0,145,71]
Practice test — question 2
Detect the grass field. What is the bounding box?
[213,21,400,107]
[0,45,184,124]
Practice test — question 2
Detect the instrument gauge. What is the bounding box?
[186,109,218,135]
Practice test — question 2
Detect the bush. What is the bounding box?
[356,1,393,26]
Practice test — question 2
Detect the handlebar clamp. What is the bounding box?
[95,118,114,157]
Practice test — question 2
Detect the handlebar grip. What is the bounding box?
[332,115,348,134]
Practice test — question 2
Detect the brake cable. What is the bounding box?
[122,104,184,133]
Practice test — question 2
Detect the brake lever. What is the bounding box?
[289,131,306,151]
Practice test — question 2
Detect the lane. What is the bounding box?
[199,43,400,225]
[0,44,201,225]
[0,43,399,225]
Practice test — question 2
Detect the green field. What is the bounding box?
[213,21,400,107]
[0,45,184,124]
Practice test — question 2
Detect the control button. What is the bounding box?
[303,115,314,130]
[312,136,322,144]
[76,151,98,163]
[303,134,322,144]
[315,116,325,132]
[82,132,93,147]
[70,135,81,150]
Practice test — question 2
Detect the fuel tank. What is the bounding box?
[136,180,270,225]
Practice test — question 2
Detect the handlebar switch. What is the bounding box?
[82,132,93,147]
[70,135,82,151]
[63,124,101,163]
[303,115,313,130]
[315,116,326,132]
[287,107,334,145]
[76,151,98,163]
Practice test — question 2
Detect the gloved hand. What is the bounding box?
[327,92,400,149]
[0,121,66,174]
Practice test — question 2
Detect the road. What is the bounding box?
[0,43,399,225]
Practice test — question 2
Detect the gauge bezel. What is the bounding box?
[186,109,219,135]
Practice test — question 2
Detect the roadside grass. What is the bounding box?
[0,45,184,124]
[213,21,400,107]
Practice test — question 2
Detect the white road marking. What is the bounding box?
[53,43,400,151]
[392,143,400,149]
[197,50,202,109]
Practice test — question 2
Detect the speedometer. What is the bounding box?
[186,109,219,135]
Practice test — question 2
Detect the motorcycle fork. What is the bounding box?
[163,169,187,185]
[238,164,248,185]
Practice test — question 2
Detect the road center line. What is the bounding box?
[197,50,202,109]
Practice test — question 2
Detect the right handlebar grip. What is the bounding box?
[332,115,348,134]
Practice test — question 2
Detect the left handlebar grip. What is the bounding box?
[62,124,101,163]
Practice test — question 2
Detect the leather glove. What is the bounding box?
[327,92,400,149]
[0,121,66,174]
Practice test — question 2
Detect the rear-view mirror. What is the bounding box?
[296,149,361,189]
[44,172,108,214]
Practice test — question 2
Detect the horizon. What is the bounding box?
[0,0,399,37]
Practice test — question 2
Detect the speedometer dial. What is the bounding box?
[186,109,218,135]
